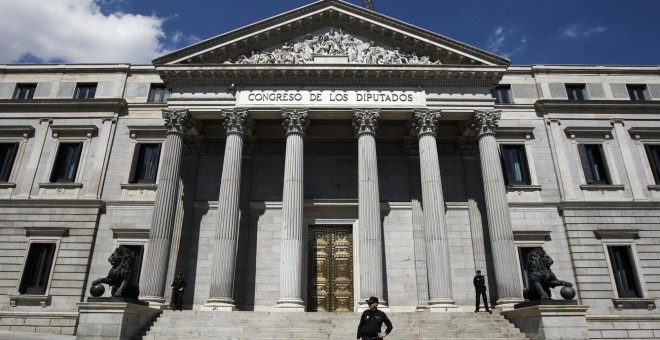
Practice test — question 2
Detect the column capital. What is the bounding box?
[162,109,195,134]
[412,109,441,138]
[353,109,380,136]
[221,109,250,136]
[470,109,501,137]
[457,136,479,157]
[282,108,310,136]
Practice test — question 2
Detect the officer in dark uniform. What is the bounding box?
[357,297,393,339]
[473,270,491,313]
[171,272,187,311]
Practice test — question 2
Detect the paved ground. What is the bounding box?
[0,331,75,340]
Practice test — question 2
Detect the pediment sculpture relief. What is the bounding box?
[224,28,442,65]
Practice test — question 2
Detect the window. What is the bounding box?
[129,143,161,184]
[0,143,19,182]
[607,246,642,298]
[501,145,531,185]
[148,84,170,103]
[645,145,660,184]
[518,247,539,290]
[627,85,647,101]
[13,84,37,100]
[566,84,587,101]
[491,85,512,104]
[50,142,83,183]
[19,243,56,295]
[74,83,97,99]
[578,144,611,184]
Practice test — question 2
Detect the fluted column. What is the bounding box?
[276,109,309,311]
[412,109,456,310]
[470,110,523,306]
[353,109,386,307]
[141,109,194,305]
[205,109,250,311]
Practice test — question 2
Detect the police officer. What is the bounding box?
[357,297,393,340]
[473,270,491,314]
[171,272,187,311]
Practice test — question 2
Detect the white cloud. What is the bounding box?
[486,26,528,58]
[560,24,607,39]
[0,0,169,63]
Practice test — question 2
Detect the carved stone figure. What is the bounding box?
[91,246,140,299]
[225,29,442,65]
[524,248,573,301]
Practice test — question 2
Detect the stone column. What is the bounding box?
[353,109,386,307]
[412,109,456,310]
[141,109,194,306]
[275,109,309,311]
[470,110,523,306]
[205,109,250,311]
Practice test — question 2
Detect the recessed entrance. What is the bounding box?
[307,225,354,312]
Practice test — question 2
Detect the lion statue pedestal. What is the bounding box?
[76,246,160,340]
[501,248,589,340]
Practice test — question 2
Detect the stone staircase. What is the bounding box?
[139,310,529,340]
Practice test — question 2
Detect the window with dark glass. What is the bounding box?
[129,143,161,183]
[627,85,647,101]
[518,247,539,290]
[578,144,611,184]
[148,84,170,103]
[74,83,97,99]
[50,142,83,183]
[491,85,512,104]
[122,245,144,287]
[19,243,56,295]
[645,145,660,184]
[566,84,587,100]
[13,84,37,100]
[607,246,642,298]
[0,143,19,182]
[501,144,531,185]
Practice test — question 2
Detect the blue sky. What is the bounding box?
[1,0,659,65]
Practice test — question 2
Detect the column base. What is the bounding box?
[495,297,525,312]
[428,299,460,312]
[139,296,171,310]
[201,298,237,311]
[273,299,306,312]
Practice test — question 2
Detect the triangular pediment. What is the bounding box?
[153,0,509,67]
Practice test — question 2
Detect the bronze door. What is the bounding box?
[308,225,354,312]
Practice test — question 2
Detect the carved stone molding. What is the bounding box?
[411,109,441,138]
[470,110,501,136]
[352,109,380,136]
[162,109,194,134]
[282,109,310,136]
[221,109,251,136]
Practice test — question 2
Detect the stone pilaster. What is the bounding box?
[470,110,523,306]
[276,109,309,311]
[205,109,250,311]
[412,109,455,310]
[353,109,386,307]
[141,109,194,306]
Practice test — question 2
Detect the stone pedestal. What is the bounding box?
[77,301,161,340]
[502,303,589,340]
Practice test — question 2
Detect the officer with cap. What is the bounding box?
[357,297,393,339]
[170,272,187,311]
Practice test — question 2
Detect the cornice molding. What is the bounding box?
[0,99,127,113]
[0,199,104,209]
[535,99,660,115]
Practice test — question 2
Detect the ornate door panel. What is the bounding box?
[308,226,353,312]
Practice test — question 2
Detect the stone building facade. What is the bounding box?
[0,0,659,338]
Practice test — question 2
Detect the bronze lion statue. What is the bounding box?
[524,248,572,300]
[92,246,140,299]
